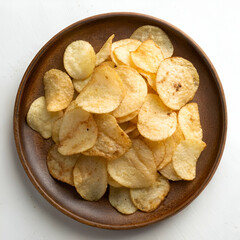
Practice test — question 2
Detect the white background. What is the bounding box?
[1,0,240,239]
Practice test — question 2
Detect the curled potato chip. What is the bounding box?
[73,156,108,201]
[138,70,157,91]
[124,122,137,134]
[130,25,174,58]
[73,75,92,93]
[64,40,96,79]
[99,60,115,68]
[96,34,114,66]
[109,186,137,214]
[27,96,63,139]
[52,117,63,143]
[47,145,79,186]
[138,94,177,141]
[108,174,122,188]
[43,69,74,112]
[116,110,139,123]
[82,114,131,160]
[178,102,203,140]
[113,65,147,118]
[108,138,156,188]
[58,108,97,155]
[131,40,164,73]
[76,65,124,113]
[130,174,170,212]
[113,40,141,66]
[159,162,182,181]
[172,139,206,180]
[156,57,199,110]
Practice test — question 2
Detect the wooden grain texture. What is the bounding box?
[13,12,227,230]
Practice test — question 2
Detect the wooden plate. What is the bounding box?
[13,12,227,230]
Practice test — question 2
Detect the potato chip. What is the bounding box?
[58,108,97,155]
[156,57,199,110]
[108,139,156,188]
[96,34,114,66]
[43,69,74,112]
[143,138,165,169]
[116,110,139,123]
[130,40,164,73]
[113,40,141,66]
[82,114,131,160]
[130,174,170,212]
[47,145,79,186]
[109,186,137,214]
[65,100,79,113]
[73,156,107,201]
[63,40,96,79]
[130,115,138,124]
[130,25,174,58]
[52,117,63,143]
[172,139,206,180]
[27,96,63,139]
[112,65,147,118]
[111,39,139,65]
[124,122,137,134]
[76,64,124,113]
[138,94,177,141]
[73,75,92,93]
[119,122,129,131]
[128,128,140,139]
[108,174,122,188]
[159,162,182,181]
[99,60,115,68]
[138,70,157,91]
[178,103,203,140]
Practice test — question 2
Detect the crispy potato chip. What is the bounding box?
[58,108,97,155]
[172,139,206,180]
[47,145,79,186]
[76,65,124,113]
[130,40,164,73]
[65,100,79,113]
[159,162,182,181]
[109,186,137,214]
[27,96,63,139]
[130,174,170,212]
[128,128,140,139]
[138,94,177,141]
[96,34,114,66]
[138,70,157,91]
[52,117,63,143]
[130,25,174,58]
[172,123,185,144]
[130,115,138,124]
[63,40,96,79]
[113,40,141,66]
[73,75,92,93]
[82,114,131,160]
[156,57,199,110]
[178,103,203,140]
[73,156,108,201]
[116,110,139,123]
[99,60,115,68]
[112,65,147,118]
[143,138,165,169]
[108,139,156,188]
[124,122,137,134]
[108,174,122,188]
[43,69,74,112]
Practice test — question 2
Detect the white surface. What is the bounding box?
[0,0,239,239]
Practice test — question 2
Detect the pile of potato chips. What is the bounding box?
[27,25,206,214]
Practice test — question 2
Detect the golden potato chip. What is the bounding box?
[130,115,138,124]
[159,162,182,181]
[112,65,147,118]
[128,128,140,139]
[63,40,96,79]
[108,139,156,188]
[119,122,129,131]
[109,186,137,214]
[76,65,124,113]
[130,174,170,212]
[111,39,138,65]
[116,110,139,123]
[172,139,206,180]
[73,75,92,93]
[96,34,114,66]
[138,70,157,91]
[73,156,107,201]
[130,25,174,58]
[178,102,203,140]
[52,117,63,143]
[138,94,177,141]
[58,108,97,155]
[172,123,185,144]
[156,57,199,110]
[143,138,165,169]
[124,122,137,134]
[99,60,115,68]
[47,145,79,186]
[113,40,141,66]
[130,39,164,73]
[26,96,63,139]
[108,174,122,188]
[82,114,131,160]
[43,69,74,112]
[65,100,79,113]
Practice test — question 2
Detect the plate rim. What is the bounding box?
[13,12,227,230]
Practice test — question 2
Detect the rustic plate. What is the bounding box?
[14,12,227,230]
